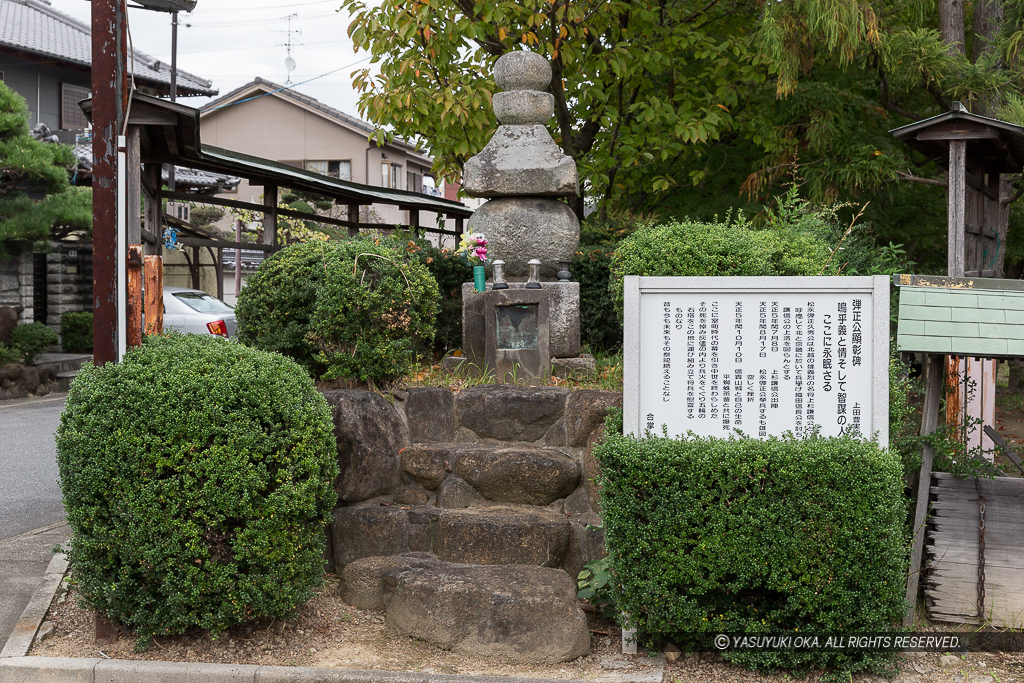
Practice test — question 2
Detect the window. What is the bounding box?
[381,161,402,189]
[60,84,91,130]
[305,160,351,180]
[407,171,422,194]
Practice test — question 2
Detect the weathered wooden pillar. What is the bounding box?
[144,255,163,335]
[262,185,278,250]
[143,163,162,256]
[126,245,143,348]
[348,203,360,238]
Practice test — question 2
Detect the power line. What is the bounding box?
[203,55,371,113]
[182,0,339,13]
[149,38,348,57]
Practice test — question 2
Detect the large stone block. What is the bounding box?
[401,444,451,489]
[323,389,409,502]
[451,446,579,505]
[565,390,623,447]
[435,506,572,567]
[332,506,410,569]
[463,128,578,198]
[493,90,554,125]
[455,385,569,442]
[466,198,579,278]
[385,558,590,663]
[494,50,552,92]
[403,387,454,443]
[0,307,16,345]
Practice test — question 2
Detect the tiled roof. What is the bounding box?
[201,77,431,162]
[0,0,217,96]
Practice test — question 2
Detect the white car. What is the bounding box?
[163,286,238,338]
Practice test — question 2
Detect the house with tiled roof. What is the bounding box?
[0,0,216,141]
[200,77,448,231]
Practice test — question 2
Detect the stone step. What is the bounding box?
[331,503,602,577]
[401,443,580,506]
[341,554,590,664]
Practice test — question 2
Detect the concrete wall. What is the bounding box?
[44,242,93,331]
[1,60,91,131]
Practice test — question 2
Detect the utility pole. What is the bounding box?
[90,0,127,365]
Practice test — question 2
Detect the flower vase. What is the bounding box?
[473,265,486,293]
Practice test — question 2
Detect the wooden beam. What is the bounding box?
[143,163,162,255]
[144,255,163,335]
[983,425,1024,476]
[347,203,360,238]
[263,184,278,249]
[949,139,967,277]
[904,354,943,627]
[179,237,275,252]
[917,129,1000,141]
[162,125,179,158]
[126,245,144,348]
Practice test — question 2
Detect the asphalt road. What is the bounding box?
[0,396,67,541]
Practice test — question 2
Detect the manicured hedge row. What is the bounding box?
[595,412,908,676]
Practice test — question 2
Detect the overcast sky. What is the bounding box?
[48,0,376,117]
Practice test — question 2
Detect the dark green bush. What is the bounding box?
[308,241,438,383]
[394,235,471,356]
[571,246,622,351]
[235,240,334,375]
[55,334,338,646]
[10,321,58,364]
[0,343,19,366]
[60,311,93,353]
[610,215,831,315]
[595,416,908,677]
[237,238,438,383]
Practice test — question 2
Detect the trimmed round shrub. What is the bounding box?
[595,412,908,677]
[609,216,830,316]
[237,238,438,384]
[60,311,93,353]
[10,321,58,364]
[55,334,338,646]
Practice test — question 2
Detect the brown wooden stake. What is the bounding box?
[144,255,163,336]
[94,610,119,644]
[126,245,144,348]
[904,353,945,627]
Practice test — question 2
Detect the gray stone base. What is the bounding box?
[462,281,580,360]
[552,354,596,379]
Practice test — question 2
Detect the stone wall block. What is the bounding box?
[403,387,454,443]
[565,390,622,447]
[323,389,409,503]
[455,385,569,442]
[331,505,411,569]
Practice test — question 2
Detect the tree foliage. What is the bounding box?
[0,82,90,244]
[343,0,766,214]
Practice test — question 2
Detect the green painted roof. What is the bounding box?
[897,285,1024,357]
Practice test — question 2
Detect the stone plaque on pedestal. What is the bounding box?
[479,289,550,382]
[463,281,579,360]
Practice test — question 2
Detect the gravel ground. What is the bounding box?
[28,575,1024,682]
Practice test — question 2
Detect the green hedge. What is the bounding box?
[595,415,908,676]
[609,216,830,315]
[55,334,338,646]
[60,311,93,353]
[9,322,58,364]
[236,238,438,382]
[572,246,621,351]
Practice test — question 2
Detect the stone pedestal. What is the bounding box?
[463,282,580,362]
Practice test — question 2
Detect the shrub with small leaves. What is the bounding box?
[595,411,908,678]
[9,321,58,364]
[0,343,19,366]
[60,311,93,353]
[55,334,338,646]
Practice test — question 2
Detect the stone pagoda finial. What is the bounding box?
[462,51,580,278]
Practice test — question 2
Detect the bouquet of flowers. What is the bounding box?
[457,231,488,264]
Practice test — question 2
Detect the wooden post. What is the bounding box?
[211,247,224,301]
[904,354,944,627]
[126,245,143,348]
[144,255,163,335]
[262,185,278,249]
[190,246,201,290]
[948,140,967,277]
[410,209,420,237]
[235,218,242,297]
[347,203,360,238]
[143,164,162,256]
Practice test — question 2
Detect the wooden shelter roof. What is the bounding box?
[81,92,474,219]
[890,104,1024,174]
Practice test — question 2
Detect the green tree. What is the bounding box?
[343,0,766,218]
[0,82,90,245]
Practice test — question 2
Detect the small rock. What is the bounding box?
[941,654,962,667]
[603,638,612,647]
[913,663,929,674]
[600,655,632,670]
[663,642,682,663]
[297,629,304,635]
[35,621,54,643]
[953,676,965,683]
[969,677,993,683]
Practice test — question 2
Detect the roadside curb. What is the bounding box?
[0,657,591,683]
[0,551,67,658]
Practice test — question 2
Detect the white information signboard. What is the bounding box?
[624,276,890,443]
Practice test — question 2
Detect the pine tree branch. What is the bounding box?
[896,171,948,187]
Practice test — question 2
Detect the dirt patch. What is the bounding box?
[28,576,1024,682]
